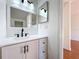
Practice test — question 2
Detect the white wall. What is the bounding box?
[0,0,6,38]
[71,0,79,41]
[38,23,48,35]
[38,0,48,8]
[48,0,62,59]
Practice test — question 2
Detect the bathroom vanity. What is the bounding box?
[1,0,49,59]
[0,36,48,59]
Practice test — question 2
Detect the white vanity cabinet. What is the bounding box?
[0,38,48,59]
[26,40,39,59]
[1,43,26,59]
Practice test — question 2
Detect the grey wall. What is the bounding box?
[48,0,62,59]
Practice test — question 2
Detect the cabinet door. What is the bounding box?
[26,40,39,59]
[2,43,26,59]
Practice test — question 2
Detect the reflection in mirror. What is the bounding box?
[15,21,23,27]
[38,2,48,23]
[10,7,37,27]
[10,0,38,14]
[7,0,38,37]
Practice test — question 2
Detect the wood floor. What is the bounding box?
[64,40,79,59]
[71,40,79,59]
[64,49,71,59]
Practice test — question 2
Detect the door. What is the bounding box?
[2,43,26,59]
[26,40,39,59]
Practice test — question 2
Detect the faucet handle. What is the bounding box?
[15,34,19,37]
[25,33,29,37]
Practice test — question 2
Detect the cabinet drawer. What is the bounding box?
[39,38,48,48]
[39,38,48,59]
[39,50,48,59]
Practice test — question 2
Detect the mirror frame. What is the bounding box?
[38,1,49,24]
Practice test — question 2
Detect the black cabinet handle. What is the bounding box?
[24,45,29,54]
[43,42,45,44]
[43,51,45,53]
[24,46,26,54]
[26,45,29,52]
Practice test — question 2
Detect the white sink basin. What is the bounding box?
[15,36,29,40]
[6,36,29,40]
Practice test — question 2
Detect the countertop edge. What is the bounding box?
[0,34,48,47]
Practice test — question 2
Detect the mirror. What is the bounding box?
[38,1,48,23]
[8,0,38,27]
[10,7,37,27]
[7,0,49,27]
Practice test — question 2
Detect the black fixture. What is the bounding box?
[21,0,24,3]
[16,34,19,37]
[27,1,33,4]
[15,28,29,37]
[41,8,47,13]
[21,0,33,4]
[21,28,24,37]
[41,8,44,10]
[24,46,26,53]
[24,45,29,54]
[25,33,28,37]
[44,9,47,13]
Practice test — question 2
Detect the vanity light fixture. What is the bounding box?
[21,0,33,4]
[21,0,24,3]
[41,8,47,13]
[27,1,33,4]
[44,9,47,13]
[41,8,44,10]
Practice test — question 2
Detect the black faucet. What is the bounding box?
[21,28,24,37]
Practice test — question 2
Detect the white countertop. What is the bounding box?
[0,34,48,47]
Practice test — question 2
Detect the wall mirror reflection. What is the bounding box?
[10,7,37,27]
[6,0,38,37]
[6,0,38,28]
[38,1,48,23]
